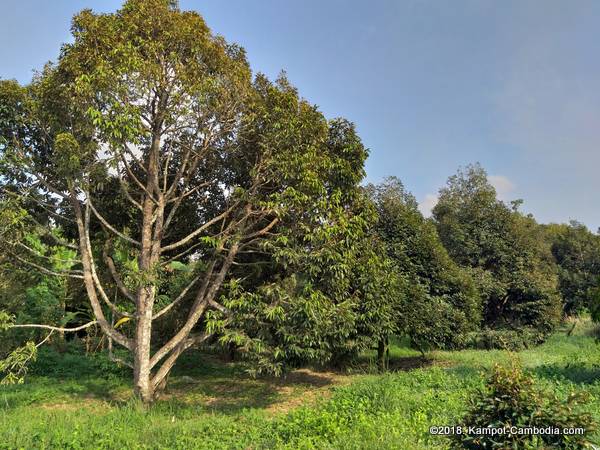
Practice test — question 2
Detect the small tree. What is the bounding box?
[452,361,596,449]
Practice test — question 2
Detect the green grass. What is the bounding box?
[1,320,599,449]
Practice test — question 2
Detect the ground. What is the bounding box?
[1,319,599,449]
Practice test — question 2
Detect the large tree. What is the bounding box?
[432,164,561,337]
[545,221,600,315]
[0,0,368,402]
[366,177,480,356]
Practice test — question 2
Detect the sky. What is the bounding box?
[1,0,599,231]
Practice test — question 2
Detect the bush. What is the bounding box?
[452,360,596,449]
[465,327,546,351]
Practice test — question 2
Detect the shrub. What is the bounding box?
[465,327,546,351]
[452,360,596,449]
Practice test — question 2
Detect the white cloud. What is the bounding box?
[488,175,516,200]
[418,193,438,217]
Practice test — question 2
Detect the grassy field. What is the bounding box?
[1,319,599,449]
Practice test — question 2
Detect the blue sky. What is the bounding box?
[1,1,599,231]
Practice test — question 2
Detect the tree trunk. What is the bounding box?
[107,310,114,357]
[133,288,155,403]
[132,129,162,404]
[377,337,389,372]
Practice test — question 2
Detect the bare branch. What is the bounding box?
[36,330,55,348]
[160,240,206,266]
[102,240,136,303]
[10,321,98,333]
[108,353,133,369]
[84,205,134,319]
[17,242,81,265]
[153,273,201,319]
[29,195,74,223]
[164,142,193,199]
[27,218,79,250]
[3,188,74,223]
[10,252,84,279]
[27,169,68,200]
[119,154,158,205]
[161,140,174,192]
[69,186,133,351]
[160,203,239,253]
[166,181,211,204]
[151,332,212,390]
[88,197,141,246]
[117,178,143,211]
[149,260,215,368]
[208,299,229,314]
[241,217,279,242]
[122,144,147,174]
[150,243,238,369]
[162,136,214,230]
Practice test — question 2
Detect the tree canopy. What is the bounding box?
[367,177,480,354]
[433,164,562,341]
[545,221,600,315]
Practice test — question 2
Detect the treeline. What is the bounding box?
[356,164,600,368]
[0,0,599,397]
[2,162,599,373]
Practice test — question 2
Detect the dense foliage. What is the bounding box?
[366,177,480,354]
[545,221,600,315]
[433,164,563,347]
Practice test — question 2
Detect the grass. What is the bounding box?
[1,320,599,449]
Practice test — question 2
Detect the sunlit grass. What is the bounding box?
[1,320,599,449]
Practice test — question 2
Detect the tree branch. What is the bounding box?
[152,273,201,320]
[119,154,158,205]
[117,178,143,211]
[70,187,133,351]
[241,217,279,242]
[10,252,84,279]
[160,203,239,253]
[151,332,212,390]
[17,242,81,265]
[150,243,238,369]
[88,197,141,246]
[10,321,98,333]
[102,240,136,303]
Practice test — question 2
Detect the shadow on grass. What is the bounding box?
[345,353,437,375]
[2,347,347,415]
[532,363,600,385]
[389,356,434,371]
[0,376,130,411]
[162,362,342,414]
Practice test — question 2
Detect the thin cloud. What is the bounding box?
[418,193,438,217]
[488,175,516,201]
